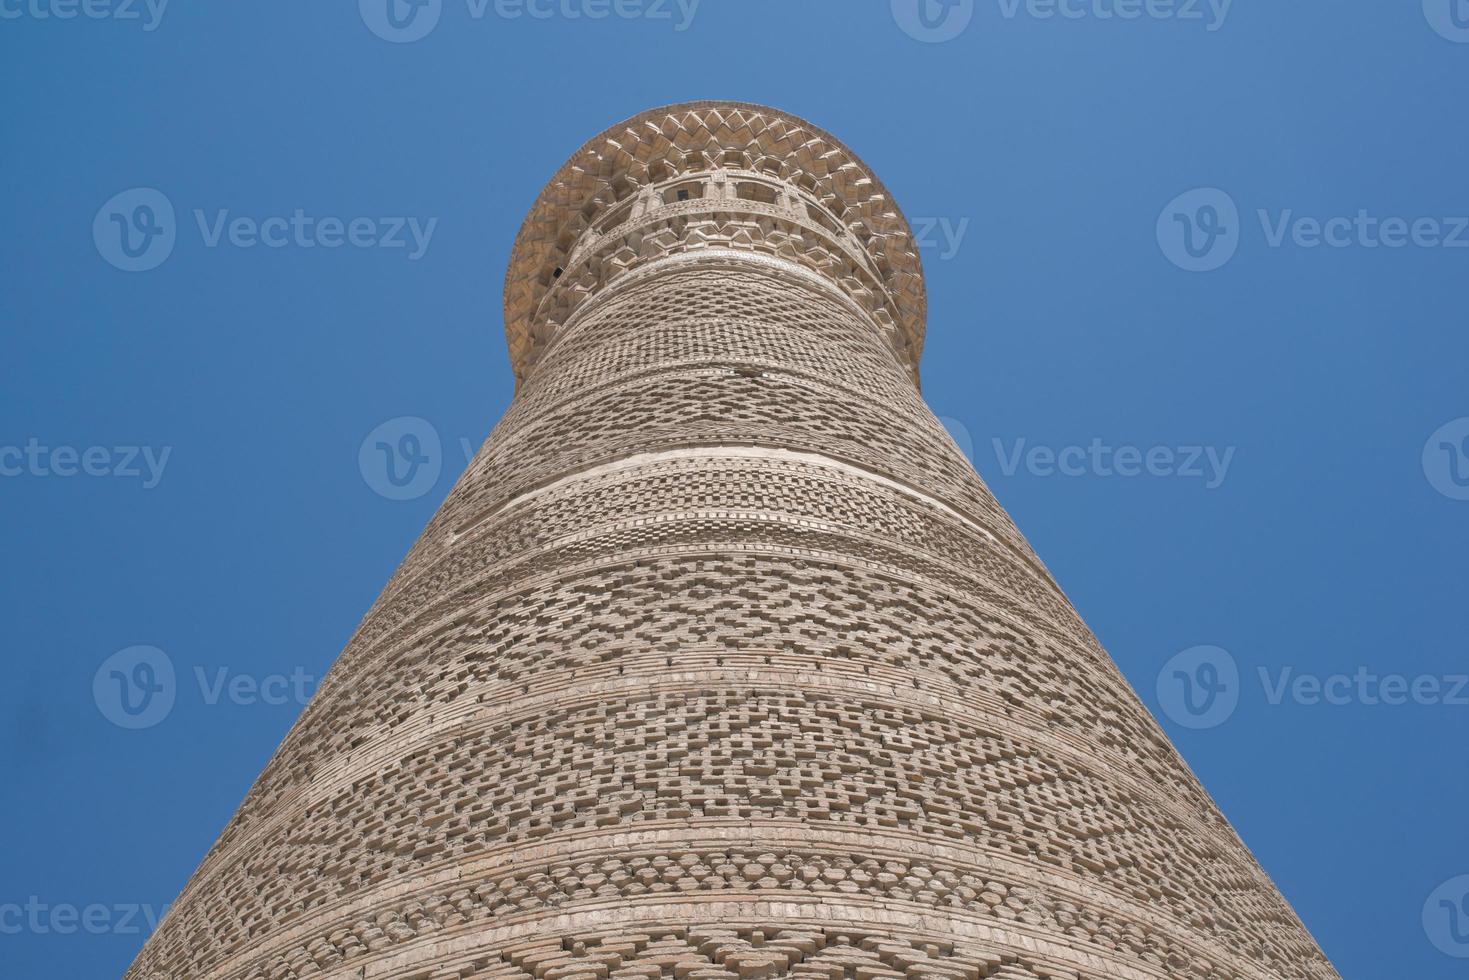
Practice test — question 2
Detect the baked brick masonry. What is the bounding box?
[125,102,1339,980]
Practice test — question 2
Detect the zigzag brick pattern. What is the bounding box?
[125,102,1338,980]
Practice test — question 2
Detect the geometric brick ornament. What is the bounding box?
[125,102,1338,980]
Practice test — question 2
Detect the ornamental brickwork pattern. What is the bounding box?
[125,103,1337,980]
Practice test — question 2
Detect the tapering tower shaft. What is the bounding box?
[126,103,1337,980]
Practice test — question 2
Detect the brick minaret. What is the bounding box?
[127,103,1337,980]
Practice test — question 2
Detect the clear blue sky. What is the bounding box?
[2,2,1466,977]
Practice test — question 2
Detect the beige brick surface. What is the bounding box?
[124,102,1337,980]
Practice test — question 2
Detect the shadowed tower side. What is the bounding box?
[126,102,1338,980]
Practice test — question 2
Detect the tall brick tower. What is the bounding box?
[127,103,1337,980]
